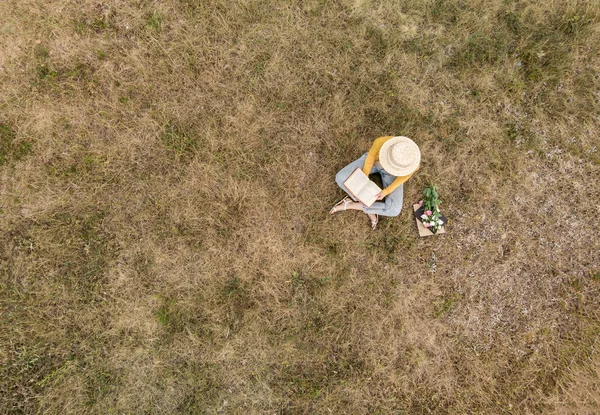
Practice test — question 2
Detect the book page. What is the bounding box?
[343,168,381,207]
[343,169,369,195]
[357,180,381,207]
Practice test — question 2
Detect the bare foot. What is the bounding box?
[367,213,378,230]
[330,196,351,214]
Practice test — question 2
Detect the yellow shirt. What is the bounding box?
[362,136,419,196]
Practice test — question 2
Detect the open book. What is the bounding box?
[343,168,382,207]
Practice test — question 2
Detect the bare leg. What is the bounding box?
[343,201,365,211]
[331,200,378,229]
[341,202,378,228]
[330,198,364,214]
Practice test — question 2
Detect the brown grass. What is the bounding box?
[1,0,599,413]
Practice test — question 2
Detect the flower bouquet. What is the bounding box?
[413,184,447,236]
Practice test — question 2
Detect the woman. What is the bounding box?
[330,136,420,230]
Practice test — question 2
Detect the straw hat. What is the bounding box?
[378,136,421,176]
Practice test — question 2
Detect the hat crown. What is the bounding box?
[378,136,420,176]
[389,142,416,168]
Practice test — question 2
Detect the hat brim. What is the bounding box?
[378,136,421,176]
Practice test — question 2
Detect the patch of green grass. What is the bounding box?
[154,294,208,339]
[133,253,156,283]
[382,232,401,264]
[32,43,96,86]
[516,31,571,86]
[85,368,117,407]
[362,228,412,264]
[433,293,459,318]
[289,374,322,399]
[569,278,581,290]
[224,276,243,297]
[155,297,175,327]
[428,0,464,25]
[554,12,594,37]
[63,61,95,81]
[291,270,305,288]
[36,62,58,80]
[159,122,198,162]
[36,359,75,388]
[510,8,587,89]
[499,10,523,35]
[449,31,510,68]
[326,242,341,256]
[360,102,433,139]
[34,44,49,60]
[12,345,44,375]
[146,10,163,31]
[248,51,271,77]
[403,35,439,58]
[0,344,60,413]
[34,44,57,80]
[317,276,332,286]
[73,17,109,35]
[29,209,117,298]
[47,153,107,178]
[0,123,32,165]
[221,276,252,333]
[505,121,544,155]
[434,116,468,152]
[506,122,519,142]
[447,6,590,90]
[73,9,116,35]
[365,24,387,58]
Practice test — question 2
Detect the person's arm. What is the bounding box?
[381,169,418,196]
[362,136,393,175]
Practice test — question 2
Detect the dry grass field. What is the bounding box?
[1,0,600,413]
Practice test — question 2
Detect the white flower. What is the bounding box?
[436,207,440,212]
[421,214,427,219]
[438,220,444,225]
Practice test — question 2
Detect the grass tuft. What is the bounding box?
[85,368,117,407]
[146,10,163,31]
[433,293,459,318]
[0,123,31,165]
[159,122,198,163]
[450,31,510,68]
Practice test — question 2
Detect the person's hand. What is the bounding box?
[375,192,386,201]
